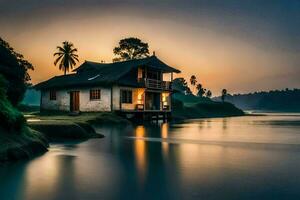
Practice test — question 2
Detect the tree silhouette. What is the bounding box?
[221,89,228,102]
[0,37,34,105]
[206,90,212,98]
[173,78,192,95]
[190,75,197,94]
[113,37,149,62]
[54,41,79,75]
[196,83,206,97]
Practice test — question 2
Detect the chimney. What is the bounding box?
[153,51,156,56]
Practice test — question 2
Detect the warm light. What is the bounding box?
[137,89,145,105]
[162,92,169,105]
[134,126,147,184]
[161,123,169,160]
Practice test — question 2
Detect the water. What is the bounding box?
[1,114,300,200]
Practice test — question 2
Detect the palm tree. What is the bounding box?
[54,41,79,75]
[221,89,227,102]
[206,90,212,98]
[196,83,206,97]
[190,75,197,94]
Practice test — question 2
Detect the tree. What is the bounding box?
[185,87,192,95]
[196,83,206,97]
[0,37,34,106]
[54,41,79,75]
[190,75,197,94]
[0,74,25,130]
[206,90,212,98]
[172,78,192,95]
[113,37,150,62]
[221,89,228,102]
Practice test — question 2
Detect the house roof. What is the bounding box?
[35,56,181,90]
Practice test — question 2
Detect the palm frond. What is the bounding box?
[70,48,78,53]
[54,55,63,65]
[53,52,64,56]
[54,41,79,74]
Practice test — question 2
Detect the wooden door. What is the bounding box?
[70,91,80,112]
[145,92,160,110]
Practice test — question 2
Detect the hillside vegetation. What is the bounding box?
[172,93,244,120]
[213,89,300,112]
[0,75,48,162]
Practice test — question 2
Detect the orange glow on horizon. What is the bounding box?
[2,10,299,95]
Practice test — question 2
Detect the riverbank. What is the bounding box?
[0,127,48,162]
[172,93,245,120]
[28,120,103,141]
[25,111,131,125]
[1,108,111,163]
[0,120,104,163]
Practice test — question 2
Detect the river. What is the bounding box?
[1,114,300,200]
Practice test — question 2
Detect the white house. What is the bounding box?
[35,56,181,116]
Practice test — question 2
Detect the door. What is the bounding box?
[70,91,80,112]
[145,92,161,110]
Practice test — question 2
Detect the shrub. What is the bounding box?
[0,75,25,131]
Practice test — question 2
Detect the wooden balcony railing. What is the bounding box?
[140,78,171,90]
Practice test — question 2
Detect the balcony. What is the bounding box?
[139,78,171,90]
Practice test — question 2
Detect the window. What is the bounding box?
[90,89,101,100]
[147,71,161,80]
[121,90,132,103]
[49,90,56,100]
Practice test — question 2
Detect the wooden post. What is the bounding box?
[143,90,146,111]
[110,86,113,112]
[170,72,174,113]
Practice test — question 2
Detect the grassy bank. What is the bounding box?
[23,110,131,126]
[0,77,48,162]
[0,125,49,162]
[28,120,103,141]
[172,93,244,120]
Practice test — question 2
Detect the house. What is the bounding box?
[35,56,181,118]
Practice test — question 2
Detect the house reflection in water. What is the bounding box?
[134,126,147,183]
[161,123,169,159]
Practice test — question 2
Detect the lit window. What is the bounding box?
[50,90,56,100]
[90,89,101,100]
[121,90,132,103]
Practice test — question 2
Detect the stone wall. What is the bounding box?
[41,87,111,112]
[40,86,167,112]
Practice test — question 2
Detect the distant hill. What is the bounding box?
[172,93,244,120]
[21,88,40,106]
[213,89,300,112]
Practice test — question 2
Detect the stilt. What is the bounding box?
[163,113,166,123]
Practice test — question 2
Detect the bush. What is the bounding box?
[0,75,25,131]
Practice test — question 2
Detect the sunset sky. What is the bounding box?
[1,0,299,95]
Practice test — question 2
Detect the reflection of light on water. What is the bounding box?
[27,118,41,122]
[24,154,60,199]
[134,126,146,183]
[161,123,169,159]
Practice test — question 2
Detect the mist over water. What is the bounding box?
[1,114,300,200]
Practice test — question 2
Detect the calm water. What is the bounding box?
[1,114,300,200]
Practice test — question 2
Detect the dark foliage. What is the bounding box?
[0,75,25,131]
[196,83,206,97]
[206,90,212,98]
[113,37,149,62]
[0,37,34,105]
[190,75,197,93]
[172,77,192,94]
[213,89,300,112]
[172,94,244,120]
[221,89,227,102]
